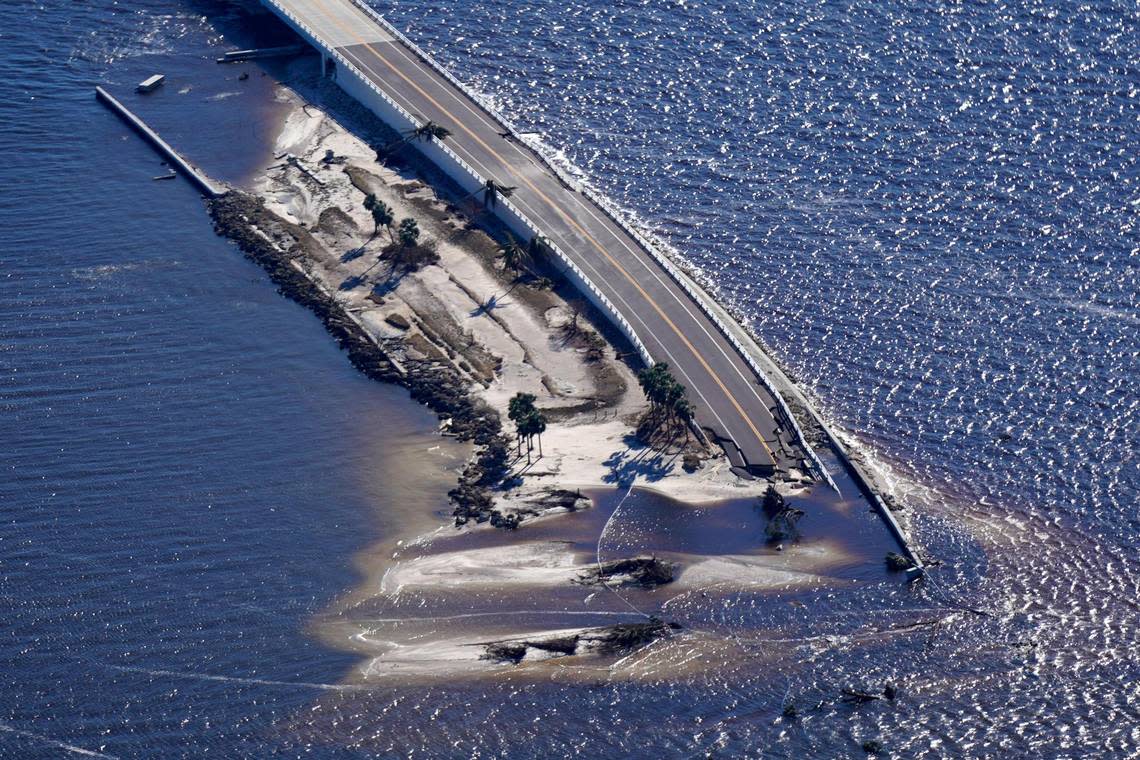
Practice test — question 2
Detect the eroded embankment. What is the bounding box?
[209,191,501,447]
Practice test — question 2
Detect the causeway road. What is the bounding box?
[265,0,802,475]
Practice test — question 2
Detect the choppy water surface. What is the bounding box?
[1,0,1137,756]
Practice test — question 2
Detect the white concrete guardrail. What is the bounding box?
[345,0,836,489]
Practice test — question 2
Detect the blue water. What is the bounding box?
[2,0,1137,756]
[0,2,463,756]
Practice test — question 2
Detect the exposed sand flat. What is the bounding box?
[379,541,583,593]
[676,554,850,590]
[255,85,759,512]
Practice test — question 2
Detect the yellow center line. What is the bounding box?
[310,0,776,466]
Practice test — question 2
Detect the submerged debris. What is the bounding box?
[480,642,526,664]
[589,617,678,655]
[885,551,917,572]
[530,488,589,511]
[841,688,882,704]
[761,485,805,542]
[576,556,676,588]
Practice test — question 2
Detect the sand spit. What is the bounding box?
[208,76,900,681]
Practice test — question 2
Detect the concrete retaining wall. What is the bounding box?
[95,86,225,198]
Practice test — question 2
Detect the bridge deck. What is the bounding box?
[269,0,802,474]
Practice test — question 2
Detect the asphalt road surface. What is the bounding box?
[266,0,805,475]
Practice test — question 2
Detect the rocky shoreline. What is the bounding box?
[209,190,518,525]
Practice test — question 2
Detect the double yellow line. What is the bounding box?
[307,0,777,467]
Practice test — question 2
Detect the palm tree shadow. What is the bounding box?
[339,273,367,291]
[499,450,539,488]
[370,267,408,299]
[340,246,367,263]
[602,434,677,487]
[470,293,511,318]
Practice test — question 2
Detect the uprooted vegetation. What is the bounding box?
[479,618,679,664]
[760,485,805,543]
[576,556,676,588]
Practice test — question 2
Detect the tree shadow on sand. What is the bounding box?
[603,434,678,487]
[340,246,367,263]
[339,273,368,291]
[469,292,511,318]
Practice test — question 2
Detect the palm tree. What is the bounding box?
[522,409,547,460]
[673,397,694,441]
[498,233,530,279]
[397,217,420,248]
[460,178,517,209]
[508,392,537,456]
[637,363,690,439]
[529,235,550,257]
[370,199,394,241]
[482,178,515,208]
[515,407,547,463]
[412,120,451,142]
[378,119,452,156]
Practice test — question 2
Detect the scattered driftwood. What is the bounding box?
[590,618,678,655]
[529,488,588,511]
[479,618,679,665]
[479,635,579,663]
[525,635,579,655]
[480,642,526,664]
[841,688,882,704]
[576,556,675,588]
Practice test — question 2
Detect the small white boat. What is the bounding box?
[136,74,165,93]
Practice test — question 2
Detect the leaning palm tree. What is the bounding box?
[482,178,515,208]
[412,120,451,142]
[378,118,452,156]
[370,199,394,241]
[460,178,517,209]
